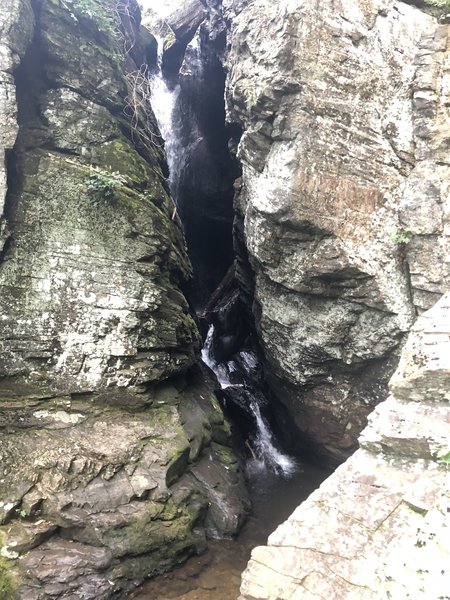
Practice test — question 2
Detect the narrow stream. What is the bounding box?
[130,462,329,600]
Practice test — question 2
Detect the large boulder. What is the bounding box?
[0,0,246,597]
[224,0,450,463]
[239,293,450,600]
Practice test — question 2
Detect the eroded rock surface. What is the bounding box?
[239,293,450,600]
[0,0,246,597]
[224,0,450,462]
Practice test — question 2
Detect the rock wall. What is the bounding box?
[0,0,34,258]
[239,292,450,600]
[223,0,450,463]
[0,1,246,597]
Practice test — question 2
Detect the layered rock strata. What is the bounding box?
[239,293,450,600]
[224,0,450,462]
[0,0,246,597]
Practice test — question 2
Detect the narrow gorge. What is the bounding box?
[0,0,449,599]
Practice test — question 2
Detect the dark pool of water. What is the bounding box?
[129,459,329,600]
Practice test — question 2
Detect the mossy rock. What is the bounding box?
[165,432,191,486]
[0,558,17,600]
[402,0,450,18]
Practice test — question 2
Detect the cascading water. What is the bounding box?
[148,26,295,478]
[201,322,296,476]
[131,7,331,600]
[148,39,185,205]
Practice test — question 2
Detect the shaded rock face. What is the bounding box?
[0,0,34,257]
[223,0,450,463]
[239,293,450,600]
[0,0,247,597]
[141,0,240,309]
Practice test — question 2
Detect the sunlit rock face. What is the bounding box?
[224,0,450,463]
[0,0,247,597]
[239,293,450,600]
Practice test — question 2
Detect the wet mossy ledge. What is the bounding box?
[403,0,450,19]
[0,0,247,597]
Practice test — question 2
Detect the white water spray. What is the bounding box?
[148,39,185,205]
[201,325,296,475]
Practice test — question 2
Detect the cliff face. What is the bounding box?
[239,292,450,600]
[0,1,246,597]
[1,0,198,401]
[224,0,450,463]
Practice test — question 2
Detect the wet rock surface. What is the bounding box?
[223,0,450,463]
[0,0,246,597]
[239,293,450,600]
[141,0,239,309]
[0,0,34,257]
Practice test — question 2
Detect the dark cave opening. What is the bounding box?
[175,48,242,305]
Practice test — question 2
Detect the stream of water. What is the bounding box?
[130,461,329,600]
[201,323,297,476]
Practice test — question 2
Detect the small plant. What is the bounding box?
[86,168,127,202]
[14,508,27,519]
[241,81,257,112]
[391,228,413,246]
[435,448,450,465]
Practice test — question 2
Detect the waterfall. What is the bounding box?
[148,35,295,477]
[202,324,296,476]
[148,40,184,205]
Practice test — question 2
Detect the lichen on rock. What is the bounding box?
[224,0,450,463]
[0,0,246,596]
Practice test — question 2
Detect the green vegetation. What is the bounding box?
[0,558,16,600]
[437,450,450,465]
[61,0,118,39]
[86,168,127,201]
[420,0,450,18]
[391,228,413,246]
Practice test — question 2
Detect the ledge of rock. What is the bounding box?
[239,293,450,600]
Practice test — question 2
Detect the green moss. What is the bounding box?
[211,442,238,468]
[165,432,190,486]
[105,496,199,559]
[201,394,232,445]
[407,0,450,17]
[0,558,16,600]
[90,139,153,187]
[62,0,119,40]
